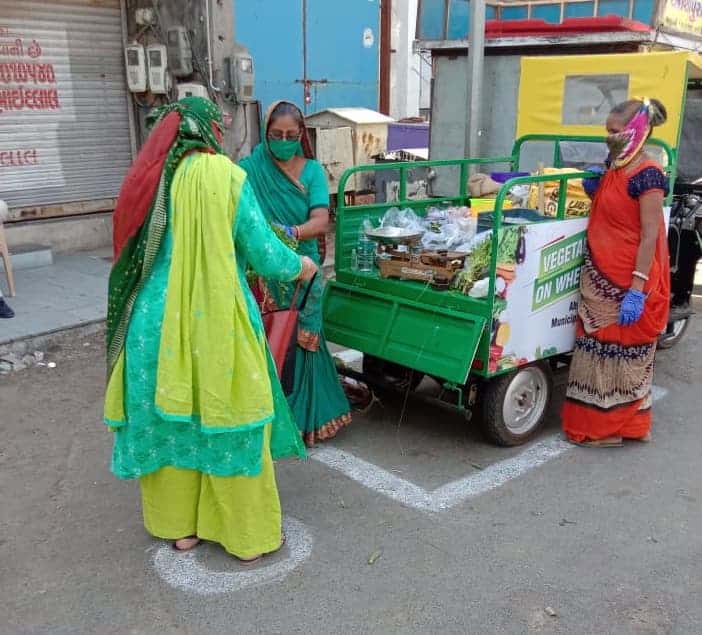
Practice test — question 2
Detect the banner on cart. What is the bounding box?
[488,218,588,374]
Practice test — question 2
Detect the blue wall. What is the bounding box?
[236,0,380,114]
[417,0,657,39]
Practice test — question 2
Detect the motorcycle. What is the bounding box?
[659,187,702,349]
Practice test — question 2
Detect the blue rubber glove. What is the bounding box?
[582,165,604,199]
[619,289,646,326]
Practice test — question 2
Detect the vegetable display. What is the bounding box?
[453,226,521,293]
[467,234,492,281]
[496,227,519,265]
[452,269,475,294]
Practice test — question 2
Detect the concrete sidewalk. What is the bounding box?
[0,234,336,349]
[0,248,111,347]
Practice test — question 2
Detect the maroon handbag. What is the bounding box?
[261,274,316,395]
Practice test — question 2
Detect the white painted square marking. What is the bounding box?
[311,435,570,513]
[311,385,669,513]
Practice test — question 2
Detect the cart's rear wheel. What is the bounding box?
[480,362,552,446]
[362,355,424,391]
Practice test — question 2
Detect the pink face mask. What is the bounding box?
[606,103,652,168]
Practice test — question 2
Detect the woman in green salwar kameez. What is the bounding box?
[240,101,352,447]
[103,97,316,558]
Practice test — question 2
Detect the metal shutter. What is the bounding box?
[0,0,132,213]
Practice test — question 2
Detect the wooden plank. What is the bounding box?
[5,199,116,223]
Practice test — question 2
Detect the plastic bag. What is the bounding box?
[448,206,471,221]
[421,224,457,250]
[469,277,490,298]
[380,207,424,233]
[508,184,531,208]
[425,205,470,225]
[421,217,477,252]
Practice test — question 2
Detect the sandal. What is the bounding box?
[173,536,201,552]
[235,532,286,565]
[569,436,624,448]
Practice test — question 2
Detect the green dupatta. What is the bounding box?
[107,97,224,375]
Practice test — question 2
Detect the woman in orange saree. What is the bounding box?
[562,98,670,447]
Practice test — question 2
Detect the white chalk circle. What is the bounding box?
[153,516,313,595]
[363,27,375,48]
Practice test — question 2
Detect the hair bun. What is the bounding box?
[648,98,667,127]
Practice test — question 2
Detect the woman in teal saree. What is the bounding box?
[240,101,351,446]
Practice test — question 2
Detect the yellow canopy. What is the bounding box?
[517,51,702,148]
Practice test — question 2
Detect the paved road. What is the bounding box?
[2,299,701,634]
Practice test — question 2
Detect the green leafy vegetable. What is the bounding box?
[469,235,492,281]
[452,269,475,294]
[497,227,519,264]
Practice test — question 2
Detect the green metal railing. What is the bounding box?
[510,134,677,203]
[336,155,514,205]
[336,134,676,212]
[511,133,676,169]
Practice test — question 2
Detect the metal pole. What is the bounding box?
[379,0,392,115]
[302,0,309,113]
[465,0,486,163]
[119,0,138,159]
[204,0,221,94]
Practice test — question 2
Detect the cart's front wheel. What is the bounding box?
[480,363,553,447]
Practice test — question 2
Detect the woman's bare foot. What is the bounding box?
[173,536,201,551]
[235,532,286,565]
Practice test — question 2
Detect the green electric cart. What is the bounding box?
[322,134,675,446]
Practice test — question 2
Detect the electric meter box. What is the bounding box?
[125,44,146,92]
[177,82,208,100]
[167,26,193,78]
[146,44,168,94]
[224,45,255,102]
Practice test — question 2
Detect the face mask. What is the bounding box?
[606,104,651,168]
[606,131,631,161]
[269,138,301,161]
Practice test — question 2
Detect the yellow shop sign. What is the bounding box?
[659,0,702,39]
